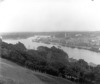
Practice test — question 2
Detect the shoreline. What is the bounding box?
[65,45,100,53]
[34,40,100,53]
[3,37,100,53]
[32,40,100,53]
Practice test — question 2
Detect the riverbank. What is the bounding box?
[34,41,100,53]
[65,45,100,53]
[3,37,100,64]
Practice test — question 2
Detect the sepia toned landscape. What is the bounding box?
[0,0,100,84]
[0,32,100,84]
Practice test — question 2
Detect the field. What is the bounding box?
[0,58,75,84]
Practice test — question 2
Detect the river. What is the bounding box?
[3,36,100,65]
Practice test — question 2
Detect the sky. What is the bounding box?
[0,0,100,32]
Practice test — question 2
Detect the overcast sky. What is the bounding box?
[0,0,100,32]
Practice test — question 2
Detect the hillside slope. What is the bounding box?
[0,58,75,84]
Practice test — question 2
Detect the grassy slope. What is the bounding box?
[0,58,76,84]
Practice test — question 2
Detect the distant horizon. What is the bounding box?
[1,30,100,33]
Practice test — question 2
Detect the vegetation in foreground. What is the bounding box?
[1,41,100,84]
[0,58,76,84]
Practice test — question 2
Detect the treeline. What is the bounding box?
[1,41,100,84]
[1,32,34,40]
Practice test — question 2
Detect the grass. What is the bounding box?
[34,73,76,84]
[0,76,24,84]
[0,58,76,84]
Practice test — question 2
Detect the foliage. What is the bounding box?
[1,41,100,84]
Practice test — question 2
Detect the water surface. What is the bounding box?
[3,36,100,65]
